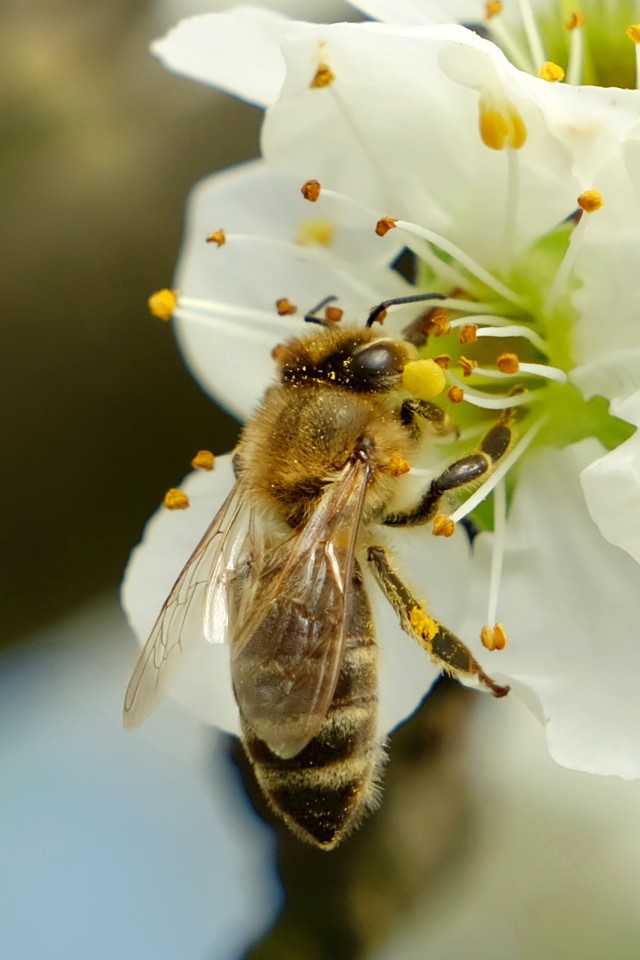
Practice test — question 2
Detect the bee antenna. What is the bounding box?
[304,295,338,327]
[366,292,447,328]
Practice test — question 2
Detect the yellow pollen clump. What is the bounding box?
[448,386,464,404]
[375,216,397,237]
[434,354,451,369]
[164,488,190,510]
[565,12,585,30]
[485,1,503,19]
[409,606,438,642]
[402,358,446,400]
[481,623,508,651]
[276,298,297,316]
[539,61,565,82]
[459,356,478,377]
[325,305,343,324]
[432,514,455,538]
[628,24,640,44]
[301,179,321,202]
[459,324,478,344]
[206,229,226,247]
[148,289,177,322]
[311,63,335,88]
[191,450,215,470]
[388,452,411,477]
[578,189,604,213]
[296,218,335,247]
[497,352,520,374]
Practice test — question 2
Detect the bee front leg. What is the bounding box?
[367,545,509,698]
[384,419,513,526]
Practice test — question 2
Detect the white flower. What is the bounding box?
[125,10,640,777]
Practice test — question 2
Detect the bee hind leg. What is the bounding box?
[366,544,509,698]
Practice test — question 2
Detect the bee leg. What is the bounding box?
[367,545,509,698]
[383,419,513,526]
[400,398,457,439]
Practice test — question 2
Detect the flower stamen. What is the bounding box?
[565,13,586,86]
[545,190,604,312]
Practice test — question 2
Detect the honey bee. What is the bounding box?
[124,308,511,849]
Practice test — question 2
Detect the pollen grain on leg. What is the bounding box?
[409,606,438,643]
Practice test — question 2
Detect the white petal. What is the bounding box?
[122,456,242,733]
[263,22,581,267]
[348,0,487,24]
[152,7,308,107]
[174,159,408,420]
[580,392,640,563]
[465,441,640,779]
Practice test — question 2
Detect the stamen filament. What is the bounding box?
[318,187,479,293]
[566,18,585,86]
[394,219,525,307]
[544,209,593,312]
[487,16,536,73]
[486,479,507,629]
[503,148,520,267]
[175,304,291,343]
[517,0,547,70]
[446,372,539,409]
[474,324,548,353]
[450,417,546,523]
[472,362,567,383]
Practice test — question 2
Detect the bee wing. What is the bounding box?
[123,478,257,730]
[231,457,372,759]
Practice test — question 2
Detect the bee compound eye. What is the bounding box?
[351,342,403,380]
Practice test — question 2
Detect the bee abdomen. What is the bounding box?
[243,642,385,849]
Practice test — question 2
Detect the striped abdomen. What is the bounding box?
[240,570,385,849]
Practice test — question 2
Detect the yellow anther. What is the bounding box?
[402,358,446,400]
[539,61,565,82]
[325,305,343,324]
[163,488,190,510]
[485,1,502,19]
[301,179,321,202]
[311,63,335,88]
[481,623,508,651]
[497,352,520,374]
[565,12,585,30]
[388,452,411,477]
[206,229,226,246]
[459,324,478,344]
[296,218,335,247]
[191,450,215,471]
[433,514,455,538]
[148,289,177,322]
[409,606,438,643]
[448,385,464,404]
[627,24,640,44]
[578,189,604,213]
[459,356,478,377]
[479,99,527,151]
[276,298,297,316]
[375,216,398,237]
[434,354,451,370]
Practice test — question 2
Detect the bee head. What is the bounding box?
[276,327,416,393]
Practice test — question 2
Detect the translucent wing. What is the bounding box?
[231,457,372,759]
[123,479,256,730]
